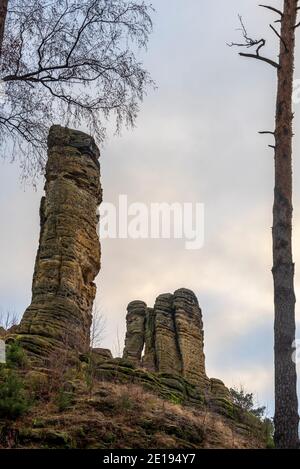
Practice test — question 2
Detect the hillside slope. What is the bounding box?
[0,348,269,449]
[0,379,266,449]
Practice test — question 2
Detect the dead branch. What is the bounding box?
[0,309,19,330]
[259,5,283,17]
[228,15,280,69]
[238,52,280,68]
[259,131,275,135]
[269,24,288,52]
[90,304,107,349]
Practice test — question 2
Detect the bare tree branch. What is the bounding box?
[227,15,280,69]
[294,4,300,28]
[259,5,283,17]
[90,303,107,349]
[238,52,280,68]
[269,24,288,52]
[0,0,154,180]
[259,131,275,135]
[0,309,19,330]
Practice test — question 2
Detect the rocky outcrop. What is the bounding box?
[142,308,156,371]
[18,125,102,360]
[154,293,182,376]
[173,289,206,386]
[0,368,268,449]
[92,348,113,361]
[123,288,208,388]
[123,301,147,366]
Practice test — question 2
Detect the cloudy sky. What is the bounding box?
[1,0,300,413]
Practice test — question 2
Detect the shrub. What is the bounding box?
[229,386,266,419]
[6,342,28,369]
[0,370,31,419]
[169,394,183,406]
[25,371,49,400]
[262,417,275,448]
[229,385,274,447]
[118,392,135,411]
[55,388,75,412]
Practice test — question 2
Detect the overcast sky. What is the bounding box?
[1,0,300,413]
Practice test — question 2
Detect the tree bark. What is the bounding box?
[0,0,8,58]
[273,0,299,449]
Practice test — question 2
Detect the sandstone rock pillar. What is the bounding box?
[123,288,208,388]
[142,307,156,372]
[123,301,146,366]
[154,293,182,375]
[18,125,102,359]
[173,288,206,386]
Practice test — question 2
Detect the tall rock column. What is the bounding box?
[154,294,182,375]
[18,125,102,359]
[173,288,206,386]
[142,307,156,372]
[122,288,209,388]
[123,301,146,366]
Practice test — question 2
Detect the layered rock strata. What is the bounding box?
[18,125,102,359]
[123,301,147,366]
[123,288,207,387]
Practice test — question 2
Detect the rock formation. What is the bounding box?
[123,288,208,387]
[173,289,206,386]
[18,125,102,360]
[154,293,182,376]
[92,348,113,361]
[142,307,156,372]
[123,301,147,366]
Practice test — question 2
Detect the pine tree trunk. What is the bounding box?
[273,0,299,448]
[0,0,8,57]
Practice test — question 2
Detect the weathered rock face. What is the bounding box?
[173,288,206,386]
[18,125,102,359]
[92,348,113,361]
[142,308,156,372]
[154,293,182,376]
[123,301,147,366]
[123,288,208,387]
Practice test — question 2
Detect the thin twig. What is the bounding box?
[228,15,280,69]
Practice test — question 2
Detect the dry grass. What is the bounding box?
[0,378,265,449]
